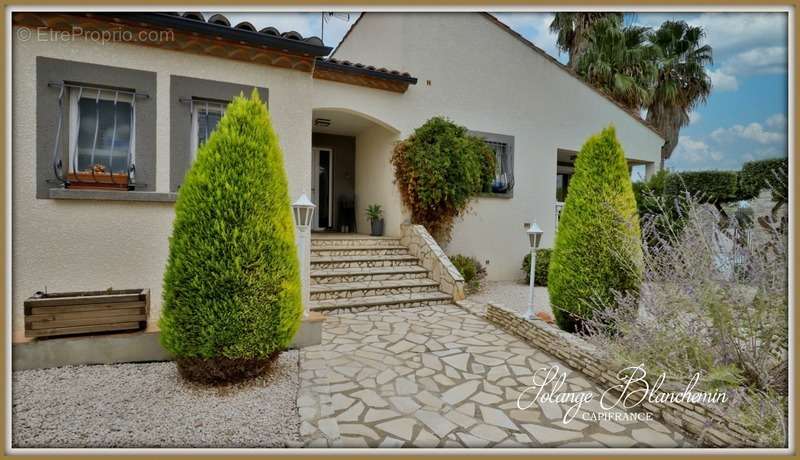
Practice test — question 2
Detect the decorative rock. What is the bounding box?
[364,408,401,423]
[441,380,480,406]
[471,423,509,443]
[376,418,417,441]
[522,425,584,445]
[389,396,421,414]
[416,410,457,438]
[351,389,389,408]
[338,401,365,422]
[479,405,519,431]
[631,428,679,447]
[442,353,470,371]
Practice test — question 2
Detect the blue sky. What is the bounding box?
[221,12,789,173]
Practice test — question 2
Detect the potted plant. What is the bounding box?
[366,204,384,236]
[67,163,131,190]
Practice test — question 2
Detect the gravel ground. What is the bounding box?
[12,350,301,448]
[467,280,553,318]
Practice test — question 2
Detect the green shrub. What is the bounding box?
[738,158,788,203]
[521,248,552,286]
[391,117,495,241]
[632,169,670,217]
[548,126,643,332]
[449,254,486,294]
[664,170,739,206]
[160,91,302,384]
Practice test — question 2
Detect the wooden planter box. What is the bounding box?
[66,171,131,191]
[24,289,149,338]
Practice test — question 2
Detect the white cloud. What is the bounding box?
[708,69,739,92]
[693,13,787,56]
[766,113,788,129]
[672,136,722,164]
[688,111,702,125]
[712,120,785,145]
[724,46,787,76]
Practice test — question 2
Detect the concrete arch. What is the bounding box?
[312,106,400,135]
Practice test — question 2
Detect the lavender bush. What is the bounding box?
[581,182,788,446]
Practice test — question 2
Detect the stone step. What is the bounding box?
[311,246,409,257]
[310,266,430,284]
[310,278,440,301]
[309,291,453,313]
[310,254,419,269]
[310,237,402,248]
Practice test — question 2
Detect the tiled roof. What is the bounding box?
[106,12,331,57]
[316,57,417,83]
[169,12,325,47]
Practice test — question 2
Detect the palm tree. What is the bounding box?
[549,12,624,69]
[575,17,661,111]
[646,21,713,166]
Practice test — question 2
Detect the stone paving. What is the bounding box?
[298,304,690,448]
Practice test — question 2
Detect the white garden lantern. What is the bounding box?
[525,222,543,320]
[292,194,316,229]
[292,194,316,316]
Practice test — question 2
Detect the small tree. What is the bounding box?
[548,126,643,332]
[391,117,494,241]
[160,91,302,384]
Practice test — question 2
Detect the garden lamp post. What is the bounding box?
[525,222,543,320]
[292,194,316,316]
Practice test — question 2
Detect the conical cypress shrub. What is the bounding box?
[548,126,642,332]
[160,91,302,384]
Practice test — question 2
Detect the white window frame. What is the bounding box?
[190,101,226,161]
[67,88,136,174]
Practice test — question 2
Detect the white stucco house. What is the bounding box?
[11,11,664,338]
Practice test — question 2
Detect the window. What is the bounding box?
[556,173,571,202]
[470,131,515,196]
[36,58,156,198]
[170,76,268,192]
[486,140,513,194]
[69,88,136,175]
[190,100,226,160]
[66,86,137,188]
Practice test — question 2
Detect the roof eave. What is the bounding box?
[104,12,332,57]
[315,58,417,84]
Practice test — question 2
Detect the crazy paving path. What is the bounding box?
[298,304,690,448]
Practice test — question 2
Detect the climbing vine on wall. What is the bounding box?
[391,116,495,242]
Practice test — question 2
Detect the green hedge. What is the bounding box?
[738,158,788,203]
[521,248,552,286]
[663,170,740,205]
[548,126,643,333]
[160,91,302,382]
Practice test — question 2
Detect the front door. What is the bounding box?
[311,148,333,230]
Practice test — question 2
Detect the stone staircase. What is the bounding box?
[309,235,453,313]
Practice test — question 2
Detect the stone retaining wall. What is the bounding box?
[400,223,465,300]
[485,302,762,448]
